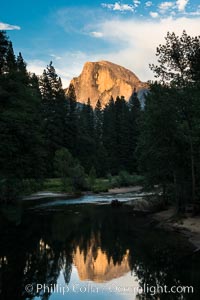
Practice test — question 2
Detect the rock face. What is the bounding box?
[66,60,148,108]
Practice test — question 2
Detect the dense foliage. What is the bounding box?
[1,30,200,213]
[0,31,141,201]
[138,31,200,213]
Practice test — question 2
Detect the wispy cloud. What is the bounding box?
[90,31,104,38]
[56,7,100,34]
[150,11,159,18]
[50,54,62,60]
[28,2,200,88]
[186,8,200,16]
[0,22,20,30]
[27,52,95,88]
[176,0,189,12]
[27,59,46,76]
[145,1,153,7]
[159,2,174,13]
[133,0,141,8]
[86,16,200,81]
[46,16,200,86]
[101,2,135,12]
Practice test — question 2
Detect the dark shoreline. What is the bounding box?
[16,189,200,251]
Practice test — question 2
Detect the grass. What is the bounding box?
[89,173,145,193]
[43,178,73,193]
[109,172,145,188]
[91,179,110,193]
[38,172,145,194]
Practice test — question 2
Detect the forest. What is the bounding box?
[1,30,200,213]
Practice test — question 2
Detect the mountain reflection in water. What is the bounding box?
[73,243,130,282]
[0,202,200,300]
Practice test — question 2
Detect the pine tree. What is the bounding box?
[102,96,116,173]
[0,31,9,74]
[0,34,44,200]
[85,98,94,136]
[5,41,16,73]
[16,52,28,82]
[66,83,77,114]
[94,99,103,143]
[114,96,130,173]
[39,62,67,175]
[64,83,78,156]
[129,89,142,172]
[76,99,95,173]
[94,99,108,176]
[149,31,200,212]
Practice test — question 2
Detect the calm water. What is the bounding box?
[0,195,199,300]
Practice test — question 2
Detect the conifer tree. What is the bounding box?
[94,98,103,143]
[64,83,78,156]
[102,96,116,173]
[148,31,200,211]
[39,62,67,174]
[5,41,16,73]
[114,96,130,173]
[67,83,77,114]
[0,31,9,74]
[76,99,95,173]
[0,32,44,200]
[94,99,108,175]
[129,89,142,172]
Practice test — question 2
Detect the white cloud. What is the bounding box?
[102,2,134,12]
[28,14,200,88]
[159,2,174,13]
[187,10,200,16]
[27,52,95,88]
[133,0,140,8]
[145,1,153,7]
[27,59,46,76]
[50,54,62,60]
[89,17,200,82]
[176,0,189,12]
[150,11,159,18]
[90,31,104,38]
[0,22,20,30]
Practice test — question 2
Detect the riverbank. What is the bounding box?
[22,186,143,201]
[106,185,142,194]
[22,188,200,252]
[153,208,200,250]
[22,191,81,201]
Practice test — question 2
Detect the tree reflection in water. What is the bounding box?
[0,203,199,300]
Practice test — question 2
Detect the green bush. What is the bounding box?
[43,178,70,192]
[21,179,43,195]
[117,171,132,186]
[88,166,97,188]
[0,178,22,202]
[92,180,109,193]
[110,172,145,188]
[71,164,87,191]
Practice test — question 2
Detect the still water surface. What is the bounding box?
[0,194,199,299]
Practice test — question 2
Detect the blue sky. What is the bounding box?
[1,0,200,86]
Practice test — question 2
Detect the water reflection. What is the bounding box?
[73,243,130,282]
[0,203,199,299]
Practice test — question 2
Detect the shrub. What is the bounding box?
[88,166,97,188]
[71,164,87,191]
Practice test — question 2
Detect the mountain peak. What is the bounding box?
[66,60,148,108]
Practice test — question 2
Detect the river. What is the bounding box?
[0,193,199,299]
